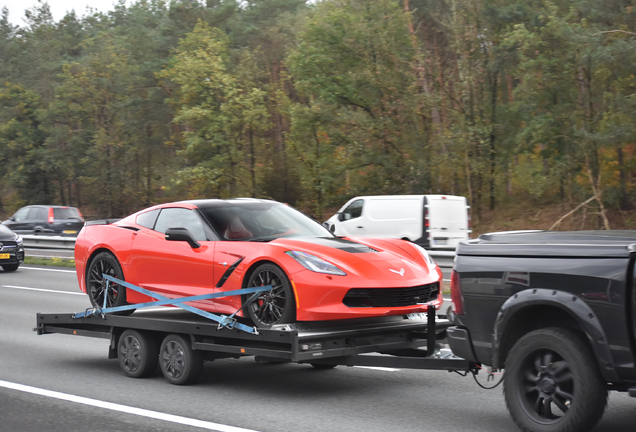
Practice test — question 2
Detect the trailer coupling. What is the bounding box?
[73,274,273,335]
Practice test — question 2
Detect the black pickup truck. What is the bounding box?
[447,230,636,432]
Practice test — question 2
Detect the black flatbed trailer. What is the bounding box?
[35,306,473,385]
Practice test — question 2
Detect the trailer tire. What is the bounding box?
[87,251,133,315]
[245,263,296,328]
[310,363,337,370]
[118,330,159,378]
[159,334,203,385]
[504,327,607,432]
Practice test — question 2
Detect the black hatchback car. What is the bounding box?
[2,205,84,236]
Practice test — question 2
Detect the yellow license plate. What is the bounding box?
[63,230,77,234]
[0,253,10,259]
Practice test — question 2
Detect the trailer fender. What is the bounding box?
[493,288,619,382]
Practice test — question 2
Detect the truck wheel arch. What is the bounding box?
[493,288,619,382]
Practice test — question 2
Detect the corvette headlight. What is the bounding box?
[414,244,437,268]
[286,251,346,276]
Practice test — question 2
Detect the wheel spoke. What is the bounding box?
[524,384,538,394]
[552,395,570,413]
[555,388,573,402]
[524,370,539,383]
[543,352,553,367]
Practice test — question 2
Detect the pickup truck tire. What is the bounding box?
[504,327,607,432]
[118,330,159,378]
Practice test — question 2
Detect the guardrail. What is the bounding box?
[22,235,457,268]
[22,235,77,250]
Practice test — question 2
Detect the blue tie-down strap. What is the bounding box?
[73,274,272,335]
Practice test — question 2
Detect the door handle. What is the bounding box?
[357,226,364,229]
[219,262,228,267]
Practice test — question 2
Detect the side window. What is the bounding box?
[136,209,160,229]
[342,199,364,220]
[30,207,48,221]
[154,208,207,241]
[13,207,31,221]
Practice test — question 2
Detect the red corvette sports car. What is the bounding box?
[74,199,443,327]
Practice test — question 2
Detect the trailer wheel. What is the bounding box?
[159,334,203,385]
[245,264,296,328]
[87,251,133,315]
[310,363,337,370]
[118,330,159,378]
[504,327,607,432]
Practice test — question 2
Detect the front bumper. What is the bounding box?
[0,244,25,266]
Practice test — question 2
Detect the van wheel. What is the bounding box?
[2,264,19,272]
[504,327,607,432]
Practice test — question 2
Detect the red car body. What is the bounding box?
[75,199,442,325]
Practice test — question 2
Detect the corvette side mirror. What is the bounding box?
[165,227,201,249]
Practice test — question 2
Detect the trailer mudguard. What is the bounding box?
[493,288,620,382]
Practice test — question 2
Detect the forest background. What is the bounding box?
[1,0,635,236]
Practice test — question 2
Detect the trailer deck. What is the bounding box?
[35,275,472,384]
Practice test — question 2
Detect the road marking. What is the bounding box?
[1,285,84,296]
[0,380,261,432]
[20,266,76,273]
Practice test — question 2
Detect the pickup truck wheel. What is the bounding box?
[159,334,203,385]
[118,330,158,378]
[245,264,296,328]
[504,327,607,432]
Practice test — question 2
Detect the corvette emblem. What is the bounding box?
[390,268,405,276]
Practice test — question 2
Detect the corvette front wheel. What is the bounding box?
[246,264,296,328]
[86,251,133,315]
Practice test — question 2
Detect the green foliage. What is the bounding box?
[0,0,635,229]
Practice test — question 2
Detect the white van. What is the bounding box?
[324,195,471,249]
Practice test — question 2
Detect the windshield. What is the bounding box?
[198,201,334,241]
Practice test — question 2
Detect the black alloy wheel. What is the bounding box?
[117,330,159,378]
[159,334,203,385]
[504,327,607,432]
[246,264,296,328]
[86,251,133,314]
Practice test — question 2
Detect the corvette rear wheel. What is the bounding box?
[246,264,296,328]
[87,251,133,315]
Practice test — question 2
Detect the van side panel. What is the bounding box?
[365,197,421,239]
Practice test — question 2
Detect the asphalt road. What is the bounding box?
[1,266,634,432]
